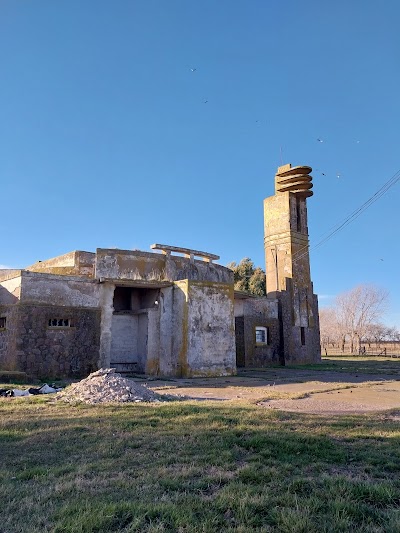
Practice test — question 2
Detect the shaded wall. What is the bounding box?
[234,297,281,367]
[3,305,100,378]
[0,305,18,369]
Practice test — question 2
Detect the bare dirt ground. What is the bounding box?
[145,358,400,415]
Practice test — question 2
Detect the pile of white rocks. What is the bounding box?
[56,368,165,404]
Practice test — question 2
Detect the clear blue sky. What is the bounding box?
[1,1,399,326]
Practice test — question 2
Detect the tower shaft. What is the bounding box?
[264,164,320,363]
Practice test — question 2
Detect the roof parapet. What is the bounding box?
[150,244,219,263]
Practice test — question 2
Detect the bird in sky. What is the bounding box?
[190,68,197,72]
[203,100,208,104]
[336,173,341,179]
[317,138,324,143]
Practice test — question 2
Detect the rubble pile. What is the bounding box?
[56,368,165,404]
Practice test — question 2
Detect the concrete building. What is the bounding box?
[0,164,320,379]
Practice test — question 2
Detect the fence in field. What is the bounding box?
[321,342,400,358]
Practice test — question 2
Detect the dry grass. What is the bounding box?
[1,391,400,532]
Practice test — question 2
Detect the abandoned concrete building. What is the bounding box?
[0,164,321,379]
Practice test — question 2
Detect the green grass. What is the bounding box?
[287,357,400,376]
[1,394,400,532]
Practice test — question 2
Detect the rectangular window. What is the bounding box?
[0,317,6,329]
[255,326,269,344]
[296,197,302,232]
[48,318,72,328]
[300,326,306,346]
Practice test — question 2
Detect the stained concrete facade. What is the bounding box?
[0,247,236,378]
[263,164,321,364]
[234,294,281,368]
[0,164,320,378]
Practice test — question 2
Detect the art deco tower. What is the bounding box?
[263,164,321,363]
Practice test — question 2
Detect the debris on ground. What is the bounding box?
[0,383,62,397]
[56,368,167,404]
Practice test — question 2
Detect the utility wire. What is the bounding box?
[293,167,400,264]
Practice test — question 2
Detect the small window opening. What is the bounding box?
[300,326,306,346]
[255,326,269,344]
[0,317,6,329]
[296,197,302,232]
[48,318,72,328]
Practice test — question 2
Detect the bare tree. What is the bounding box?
[364,323,390,347]
[319,307,339,352]
[335,284,389,354]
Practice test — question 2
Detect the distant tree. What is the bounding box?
[320,284,389,354]
[227,258,266,296]
[386,326,400,343]
[319,307,340,350]
[364,323,390,347]
[335,284,389,353]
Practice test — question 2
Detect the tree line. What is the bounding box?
[319,284,400,354]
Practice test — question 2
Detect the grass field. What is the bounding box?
[1,363,400,532]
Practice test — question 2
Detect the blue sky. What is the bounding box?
[1,1,399,326]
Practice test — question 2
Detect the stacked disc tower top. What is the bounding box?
[275,164,313,198]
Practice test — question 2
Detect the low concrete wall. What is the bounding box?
[26,251,95,277]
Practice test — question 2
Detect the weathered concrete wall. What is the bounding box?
[0,273,103,377]
[26,251,95,278]
[0,305,18,369]
[185,281,236,377]
[165,256,233,284]
[110,314,138,366]
[170,281,188,377]
[137,313,149,372]
[157,280,236,378]
[1,248,239,379]
[5,304,100,378]
[0,276,22,304]
[20,272,101,308]
[98,282,115,369]
[95,248,233,284]
[95,249,166,282]
[234,297,281,367]
[158,285,177,376]
[145,308,159,375]
[0,270,23,283]
[279,285,320,364]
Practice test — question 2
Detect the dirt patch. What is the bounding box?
[145,364,400,414]
[260,380,400,414]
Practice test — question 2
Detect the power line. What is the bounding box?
[293,167,400,264]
